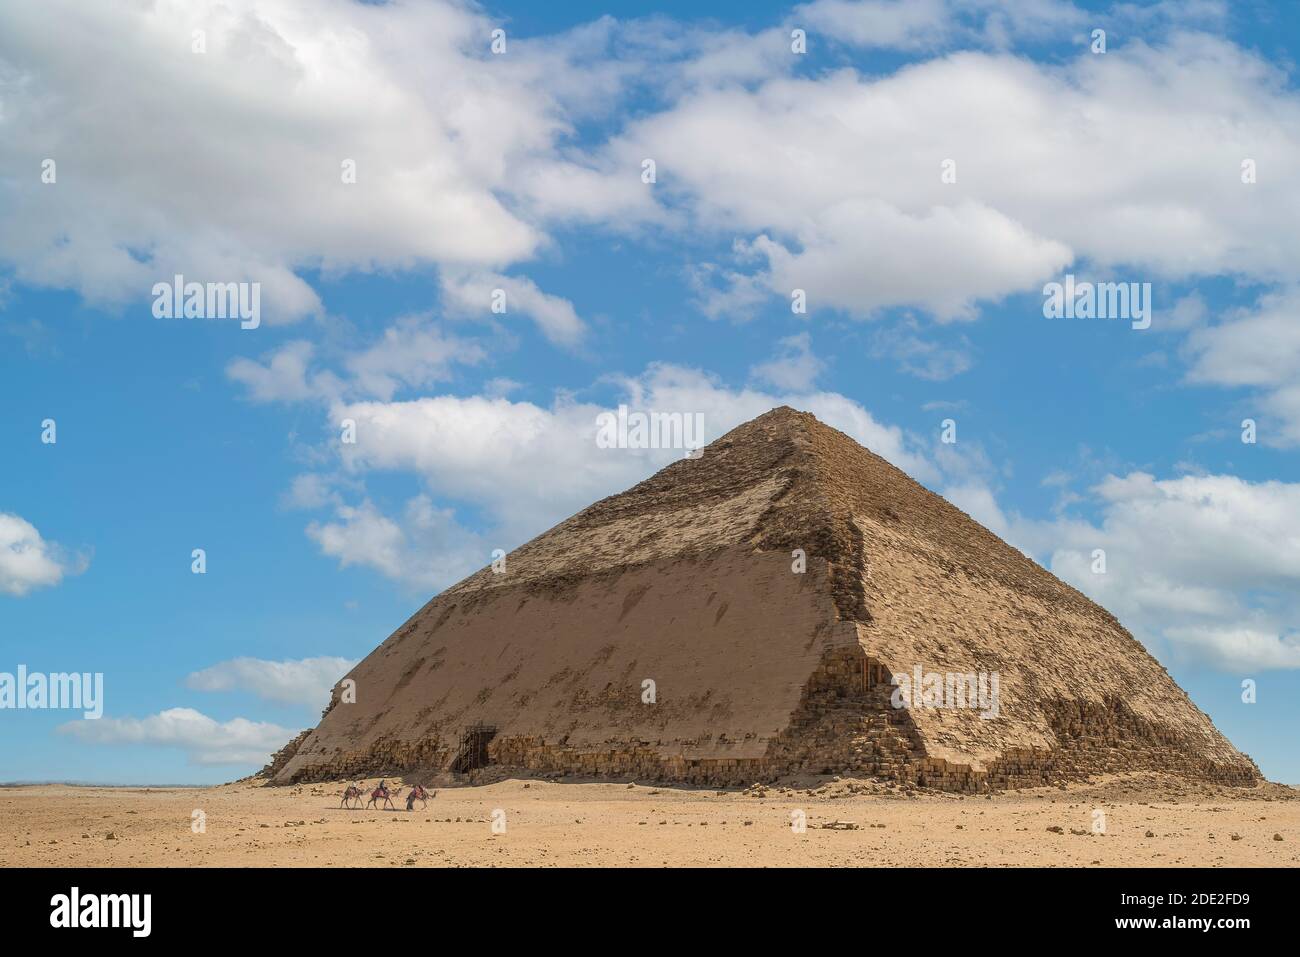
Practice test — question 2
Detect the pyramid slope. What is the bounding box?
[780,410,1252,780]
[271,407,1259,790]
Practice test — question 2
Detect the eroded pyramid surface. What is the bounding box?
[268,407,1259,791]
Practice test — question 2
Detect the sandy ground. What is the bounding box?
[3,772,1297,867]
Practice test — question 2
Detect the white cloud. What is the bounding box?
[1163,626,1300,672]
[729,202,1071,321]
[306,496,487,590]
[227,317,484,404]
[6,2,1294,349]
[567,33,1300,322]
[231,362,941,591]
[795,0,1089,52]
[329,395,637,545]
[1084,472,1300,591]
[59,707,298,767]
[1185,289,1300,390]
[235,353,932,588]
[1160,291,1210,333]
[483,377,523,398]
[281,473,345,511]
[1184,286,1300,445]
[344,318,488,401]
[330,363,937,552]
[749,333,825,390]
[797,0,963,51]
[949,472,1300,671]
[0,0,610,319]
[185,656,356,708]
[226,341,339,403]
[0,512,84,597]
[440,270,586,346]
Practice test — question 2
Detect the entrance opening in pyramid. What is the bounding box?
[451,724,498,774]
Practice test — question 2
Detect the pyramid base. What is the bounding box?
[267,646,1260,792]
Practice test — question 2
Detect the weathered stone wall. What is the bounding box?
[778,648,1261,792]
[272,548,860,785]
[271,641,1260,791]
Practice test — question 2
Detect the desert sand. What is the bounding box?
[4,772,1296,868]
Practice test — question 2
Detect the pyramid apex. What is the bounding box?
[752,403,814,423]
[717,404,822,443]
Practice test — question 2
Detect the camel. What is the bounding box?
[339,784,366,809]
[366,784,398,811]
[405,784,435,811]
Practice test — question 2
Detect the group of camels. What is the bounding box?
[339,782,434,811]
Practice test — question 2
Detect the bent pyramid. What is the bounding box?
[269,407,1259,791]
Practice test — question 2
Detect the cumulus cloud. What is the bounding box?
[330,363,936,550]
[227,316,484,404]
[306,495,488,590]
[1185,289,1300,390]
[281,473,345,511]
[344,318,488,401]
[715,202,1070,321]
[570,32,1299,322]
[749,333,825,390]
[1184,286,1300,445]
[185,656,356,708]
[948,472,1300,672]
[439,270,586,347]
[0,512,85,597]
[795,0,1088,51]
[236,360,937,591]
[226,341,338,403]
[5,1,1291,342]
[0,0,609,319]
[59,707,297,767]
[4,0,1294,428]
[1164,626,1300,673]
[328,395,642,547]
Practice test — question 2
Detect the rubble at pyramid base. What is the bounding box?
[269,641,1259,793]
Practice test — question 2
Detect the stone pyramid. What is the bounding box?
[268,407,1259,791]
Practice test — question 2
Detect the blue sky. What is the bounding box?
[1,0,1298,784]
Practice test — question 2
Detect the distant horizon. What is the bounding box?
[6,770,1295,789]
[0,780,213,789]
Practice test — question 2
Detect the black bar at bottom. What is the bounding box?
[0,866,1287,942]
